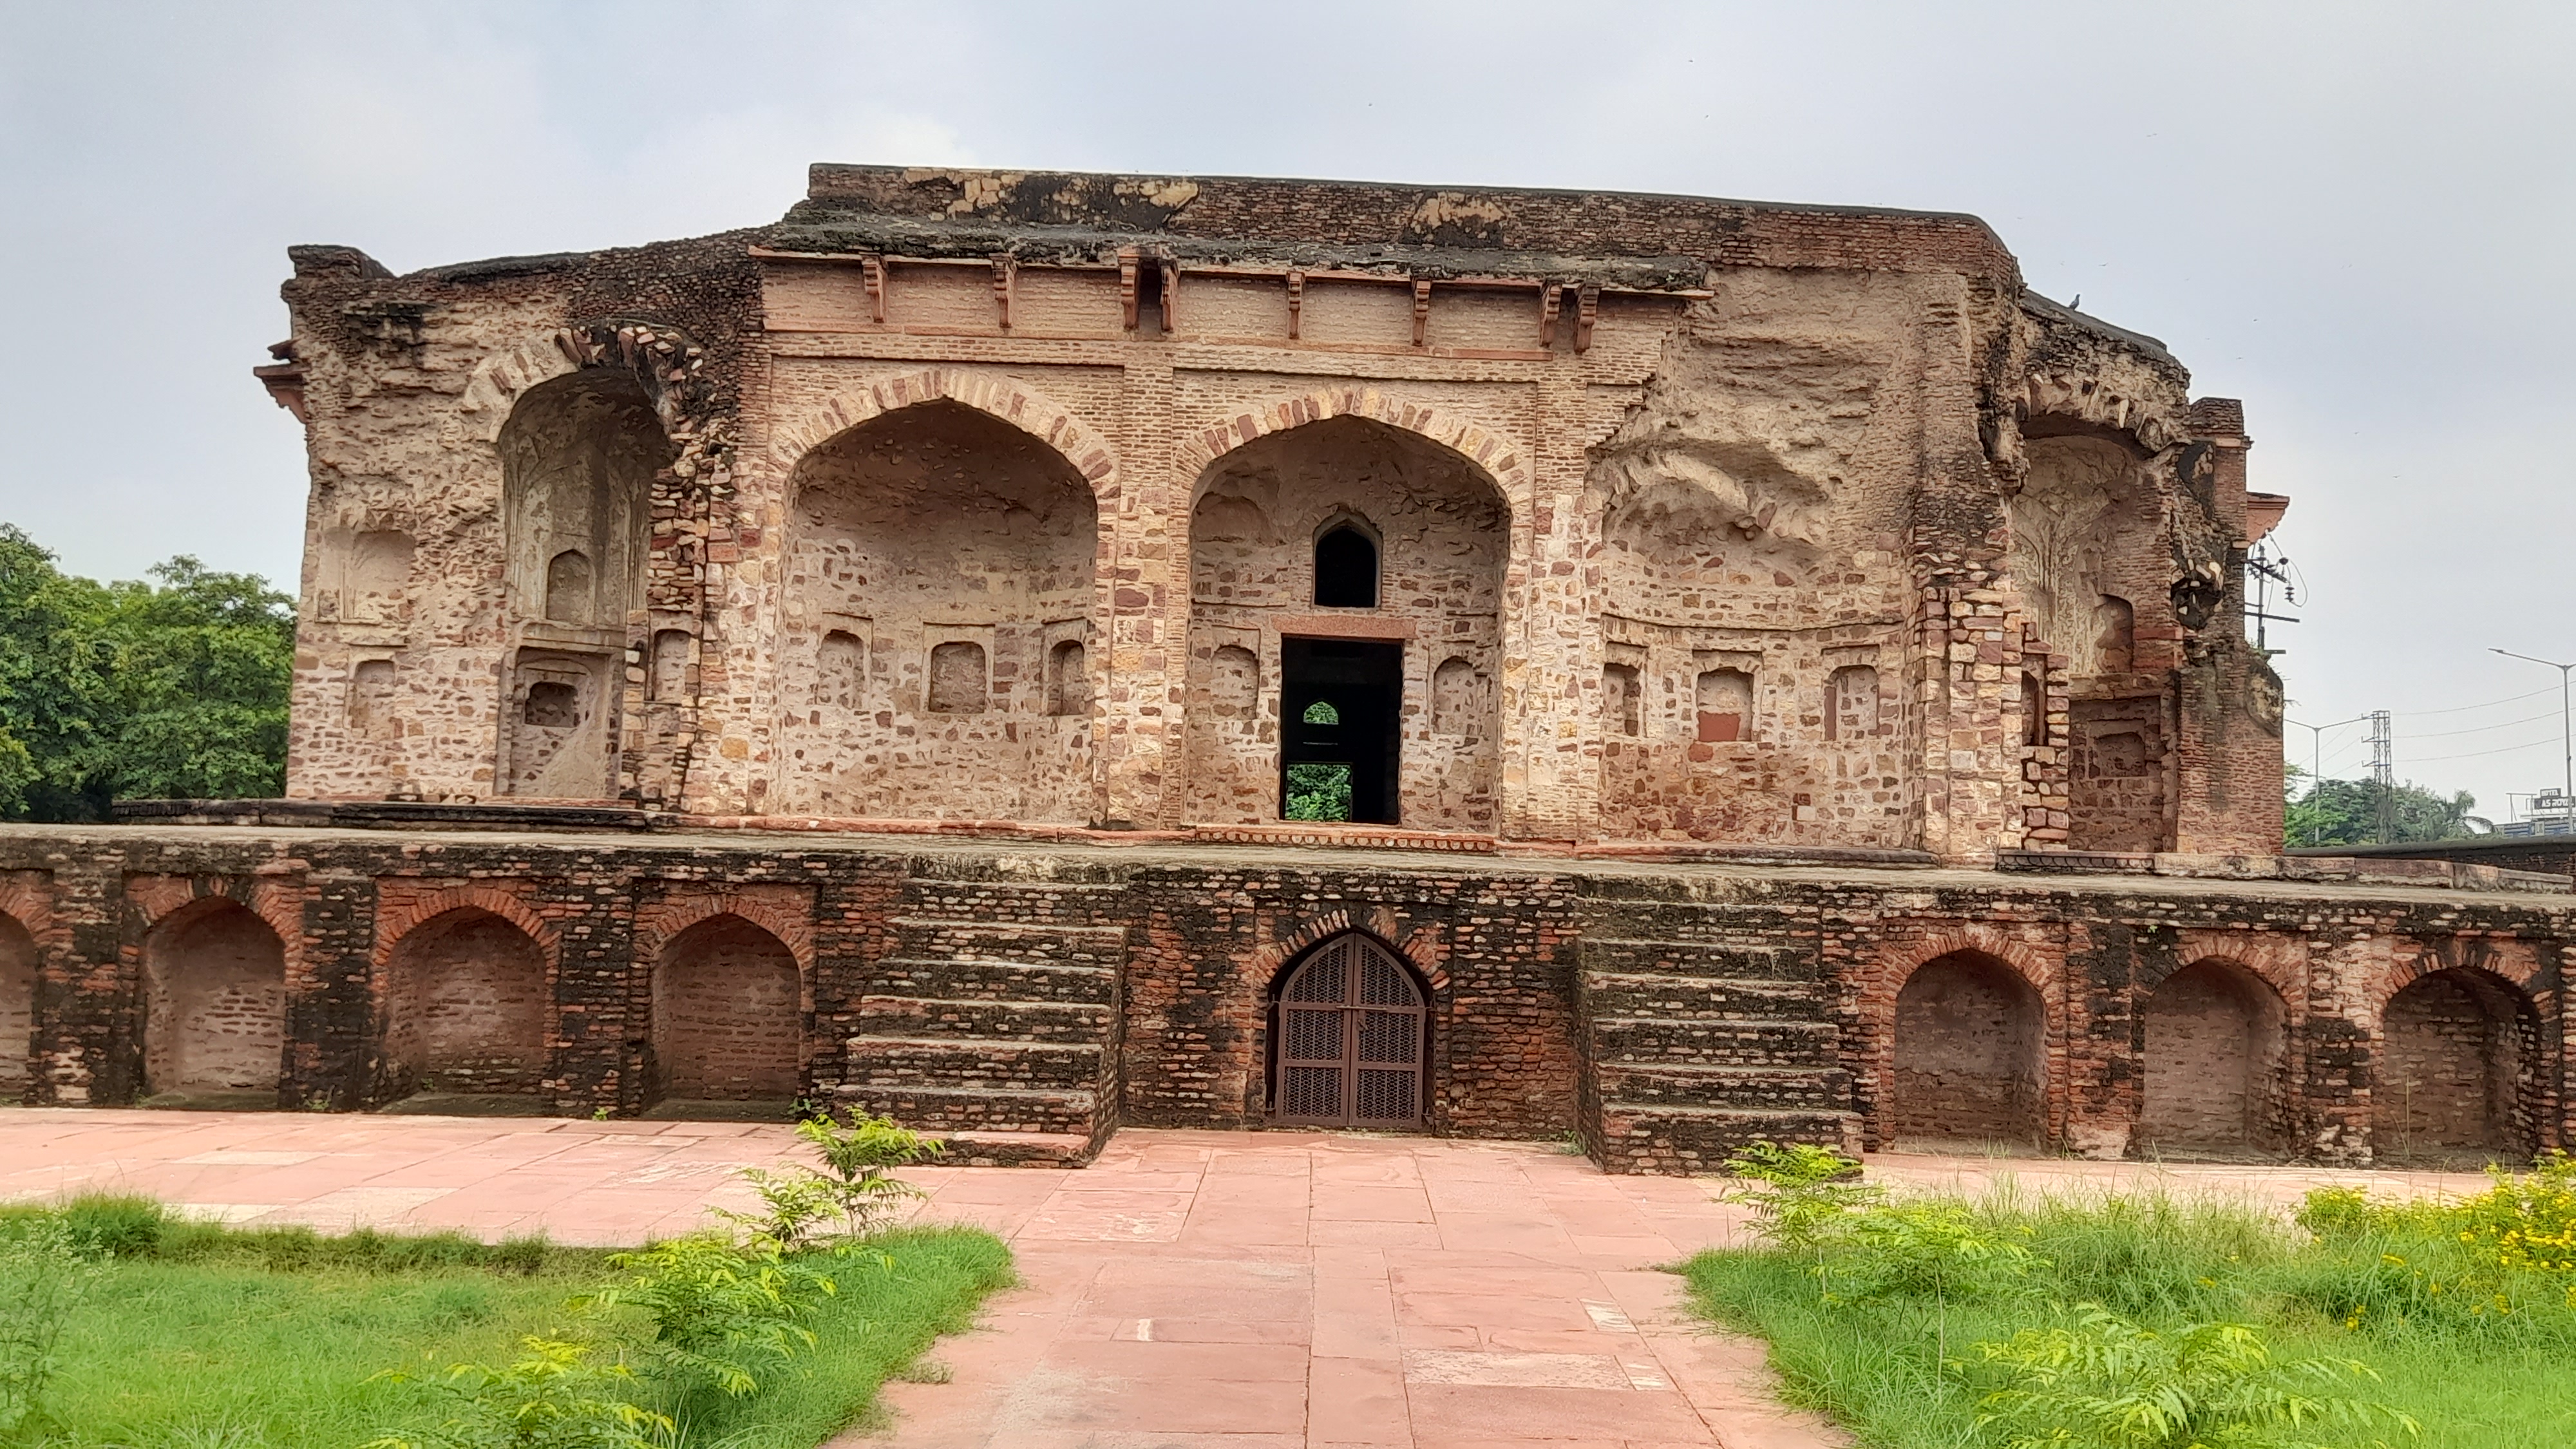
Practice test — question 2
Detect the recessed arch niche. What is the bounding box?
[2376,967,2543,1163]
[382,908,551,1099]
[1892,951,2046,1148]
[778,400,1100,822]
[650,914,801,1104]
[1184,415,1507,829]
[0,912,34,1094]
[2139,959,2289,1157]
[497,369,672,799]
[141,900,287,1098]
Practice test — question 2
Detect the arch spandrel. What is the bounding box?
[1179,386,1530,511]
[769,368,1121,498]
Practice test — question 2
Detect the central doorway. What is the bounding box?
[1280,637,1402,824]
[1271,933,1428,1127]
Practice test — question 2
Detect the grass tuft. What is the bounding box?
[1684,1174,2576,1448]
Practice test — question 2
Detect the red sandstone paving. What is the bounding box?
[0,1113,2514,1449]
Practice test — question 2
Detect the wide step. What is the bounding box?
[1591,1103,1865,1175]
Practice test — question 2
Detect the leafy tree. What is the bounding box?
[0,525,293,820]
[2284,766,2488,849]
[1283,762,1352,821]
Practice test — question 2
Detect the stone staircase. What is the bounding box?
[838,873,1124,1166]
[1578,895,1862,1173]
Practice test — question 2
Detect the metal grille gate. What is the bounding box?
[1272,934,1426,1126]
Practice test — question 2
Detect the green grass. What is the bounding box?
[1681,1182,2576,1448]
[2,1197,1012,1448]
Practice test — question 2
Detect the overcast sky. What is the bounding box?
[3,1,2570,816]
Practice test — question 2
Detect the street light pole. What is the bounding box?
[2285,714,2370,846]
[2491,649,2575,814]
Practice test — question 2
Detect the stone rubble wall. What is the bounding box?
[267,167,2283,863]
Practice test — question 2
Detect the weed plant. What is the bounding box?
[1683,1147,2576,1448]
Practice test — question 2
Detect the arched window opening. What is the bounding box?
[817,630,864,710]
[1313,524,1378,608]
[1696,668,1754,744]
[927,641,987,714]
[652,915,800,1104]
[2020,670,2047,748]
[1826,665,1880,742]
[142,900,287,1099]
[544,549,594,624]
[1893,951,2045,1149]
[1604,663,1642,737]
[2378,968,2541,1164]
[1302,699,1341,726]
[383,909,549,1101]
[1271,934,1426,1127]
[2141,960,2289,1158]
[1048,639,1089,717]
[0,913,35,1095]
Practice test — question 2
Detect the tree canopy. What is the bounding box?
[0,524,295,820]
[2286,766,2489,849]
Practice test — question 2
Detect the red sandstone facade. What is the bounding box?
[0,167,2559,1173]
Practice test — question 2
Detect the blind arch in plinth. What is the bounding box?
[1271,933,1427,1128]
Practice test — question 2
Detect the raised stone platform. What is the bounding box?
[5,821,2571,1173]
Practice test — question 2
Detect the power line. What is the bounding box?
[2392,686,2557,717]
[2403,708,2562,739]
[2403,733,2565,764]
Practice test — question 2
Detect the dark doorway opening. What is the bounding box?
[1281,637,1401,824]
[1270,933,1428,1127]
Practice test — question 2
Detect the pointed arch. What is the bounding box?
[1268,931,1430,1128]
[1177,386,1531,507]
[380,906,551,1097]
[140,895,289,1096]
[372,885,558,972]
[460,319,712,444]
[648,912,804,1103]
[768,367,1121,497]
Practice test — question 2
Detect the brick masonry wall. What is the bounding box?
[5,824,2568,1171]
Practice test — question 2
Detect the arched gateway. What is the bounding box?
[1270,934,1429,1128]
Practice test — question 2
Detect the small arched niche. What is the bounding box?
[2140,960,2289,1159]
[651,915,800,1105]
[1893,951,2046,1149]
[1047,639,1089,717]
[142,900,287,1100]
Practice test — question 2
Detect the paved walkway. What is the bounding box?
[0,1110,2500,1449]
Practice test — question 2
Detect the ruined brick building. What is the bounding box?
[3,167,2569,1171]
